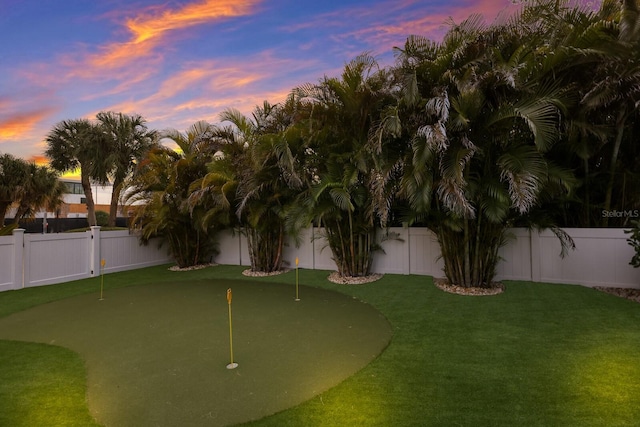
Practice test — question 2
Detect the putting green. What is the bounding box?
[0,280,392,426]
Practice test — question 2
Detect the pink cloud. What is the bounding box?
[87,52,320,139]
[285,0,521,58]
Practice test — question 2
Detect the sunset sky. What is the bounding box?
[0,0,600,165]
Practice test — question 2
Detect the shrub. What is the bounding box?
[95,211,109,227]
[625,220,640,268]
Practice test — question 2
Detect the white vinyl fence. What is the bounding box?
[1,226,638,292]
[214,227,640,289]
[0,227,172,292]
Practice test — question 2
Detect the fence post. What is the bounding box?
[12,228,24,290]
[90,226,101,277]
[238,229,243,266]
[530,229,541,282]
[402,223,410,275]
[311,225,316,270]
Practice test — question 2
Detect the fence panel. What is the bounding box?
[537,228,639,288]
[310,228,337,271]
[215,230,242,265]
[495,229,533,281]
[23,232,91,288]
[407,228,443,276]
[0,235,15,291]
[371,227,408,275]
[239,233,250,267]
[100,230,172,274]
[281,228,313,270]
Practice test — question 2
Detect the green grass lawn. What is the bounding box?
[1,264,639,426]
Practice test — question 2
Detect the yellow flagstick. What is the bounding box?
[99,259,106,300]
[295,257,300,301]
[226,288,238,369]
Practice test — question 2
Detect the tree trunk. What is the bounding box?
[602,107,627,226]
[326,217,375,278]
[272,225,284,272]
[246,223,285,273]
[81,172,97,226]
[12,205,28,224]
[0,202,11,224]
[108,179,123,227]
[583,158,590,227]
[437,219,506,288]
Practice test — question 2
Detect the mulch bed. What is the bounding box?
[594,286,640,304]
[434,278,504,296]
[327,272,383,285]
[434,277,640,304]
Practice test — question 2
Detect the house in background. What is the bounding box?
[4,177,143,232]
[58,179,114,219]
[4,179,119,227]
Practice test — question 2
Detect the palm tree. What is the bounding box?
[510,0,640,228]
[96,111,157,227]
[124,121,220,268]
[0,154,64,231]
[579,0,640,225]
[11,163,65,224]
[188,102,303,273]
[0,153,29,224]
[377,13,575,288]
[289,54,396,278]
[45,119,110,226]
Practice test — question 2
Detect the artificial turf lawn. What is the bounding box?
[1,264,640,426]
[0,340,99,427]
[0,277,391,426]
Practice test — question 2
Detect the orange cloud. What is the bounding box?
[151,65,260,101]
[89,0,260,70]
[127,0,259,44]
[89,38,162,70]
[0,108,57,140]
[28,155,49,166]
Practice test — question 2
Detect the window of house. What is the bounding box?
[64,182,84,194]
